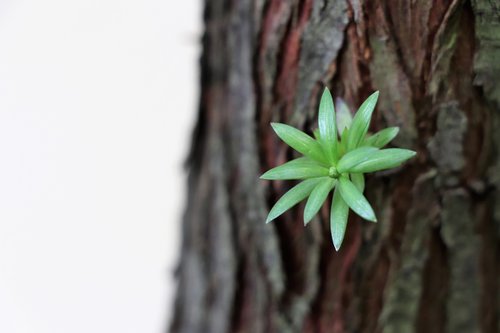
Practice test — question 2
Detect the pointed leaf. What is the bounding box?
[336,146,378,173]
[266,178,322,223]
[346,91,379,150]
[338,127,349,156]
[304,178,336,224]
[350,148,416,173]
[271,123,327,163]
[260,157,329,180]
[318,88,338,162]
[313,129,321,141]
[364,127,399,148]
[350,173,365,192]
[335,97,353,136]
[330,187,349,251]
[338,175,377,222]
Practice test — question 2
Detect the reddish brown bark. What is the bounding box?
[171,1,500,332]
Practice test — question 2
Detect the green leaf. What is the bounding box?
[271,123,327,164]
[350,148,416,173]
[330,187,349,251]
[336,146,378,173]
[338,127,349,156]
[364,127,399,148]
[350,173,365,192]
[260,157,329,180]
[335,97,352,136]
[304,178,336,225]
[318,88,338,163]
[338,175,377,222]
[313,129,321,141]
[346,91,379,151]
[266,178,322,223]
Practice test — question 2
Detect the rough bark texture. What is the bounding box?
[171,1,500,332]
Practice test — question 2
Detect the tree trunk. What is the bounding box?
[170,1,500,332]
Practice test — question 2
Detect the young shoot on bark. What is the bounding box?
[261,88,416,250]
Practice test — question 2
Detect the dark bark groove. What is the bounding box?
[171,1,500,332]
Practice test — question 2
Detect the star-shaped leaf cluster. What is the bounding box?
[261,88,416,250]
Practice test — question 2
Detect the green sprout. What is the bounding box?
[261,88,416,250]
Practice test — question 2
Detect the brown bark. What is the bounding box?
[170,1,500,332]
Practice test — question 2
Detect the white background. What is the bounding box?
[0,1,200,332]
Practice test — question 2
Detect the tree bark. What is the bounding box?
[170,1,500,332]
